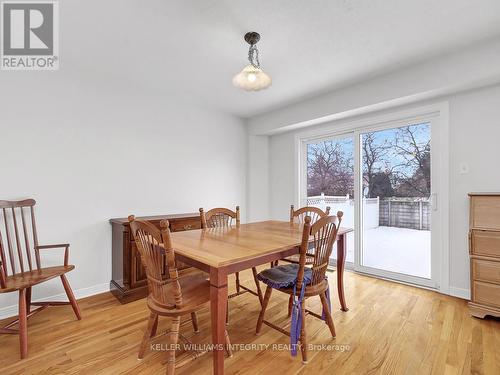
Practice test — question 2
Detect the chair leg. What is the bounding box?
[256,286,272,335]
[151,314,159,338]
[191,312,199,333]
[18,289,28,359]
[287,295,293,317]
[320,292,336,338]
[226,301,229,325]
[235,272,241,294]
[300,300,308,364]
[166,316,181,375]
[224,330,233,358]
[60,275,82,320]
[251,267,263,305]
[26,287,32,315]
[138,312,157,359]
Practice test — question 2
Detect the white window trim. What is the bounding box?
[294,102,450,294]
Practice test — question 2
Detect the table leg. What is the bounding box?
[336,234,349,311]
[210,267,228,375]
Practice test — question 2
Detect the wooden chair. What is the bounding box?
[0,199,81,359]
[279,205,332,315]
[128,216,232,375]
[199,206,264,317]
[255,212,342,364]
[280,205,331,265]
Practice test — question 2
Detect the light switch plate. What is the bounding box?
[459,162,469,174]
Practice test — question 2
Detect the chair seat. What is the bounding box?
[257,263,313,289]
[282,253,315,264]
[278,279,329,297]
[1,265,75,293]
[258,264,330,297]
[148,271,211,316]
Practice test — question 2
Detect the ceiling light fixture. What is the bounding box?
[232,32,272,91]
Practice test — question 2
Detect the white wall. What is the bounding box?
[448,84,500,294]
[251,83,500,298]
[246,135,269,222]
[0,72,247,317]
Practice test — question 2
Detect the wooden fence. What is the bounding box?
[379,198,430,230]
[307,194,430,230]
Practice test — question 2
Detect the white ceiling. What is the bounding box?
[64,0,500,118]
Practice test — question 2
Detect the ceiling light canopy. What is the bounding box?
[233,32,271,91]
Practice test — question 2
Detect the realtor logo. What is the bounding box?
[1,1,59,70]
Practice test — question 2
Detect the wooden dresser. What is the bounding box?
[109,213,201,303]
[468,193,500,318]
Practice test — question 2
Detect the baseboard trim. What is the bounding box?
[0,282,110,320]
[449,287,470,300]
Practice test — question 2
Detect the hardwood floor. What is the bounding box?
[1,269,499,374]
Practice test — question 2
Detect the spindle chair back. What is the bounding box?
[280,205,331,266]
[128,217,182,308]
[0,199,40,287]
[289,205,331,225]
[0,199,81,359]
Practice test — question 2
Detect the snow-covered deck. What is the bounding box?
[341,226,431,279]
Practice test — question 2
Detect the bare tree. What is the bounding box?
[362,133,391,198]
[307,124,430,200]
[392,125,431,197]
[307,140,353,197]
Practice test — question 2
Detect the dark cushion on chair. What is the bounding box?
[257,263,312,289]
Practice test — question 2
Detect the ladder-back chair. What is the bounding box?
[199,206,264,322]
[256,212,342,364]
[128,216,232,375]
[0,199,81,359]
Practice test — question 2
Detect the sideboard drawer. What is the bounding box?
[471,196,500,229]
[472,259,500,284]
[471,230,500,259]
[473,281,500,308]
[170,218,201,232]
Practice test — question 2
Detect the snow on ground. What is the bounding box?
[336,226,431,279]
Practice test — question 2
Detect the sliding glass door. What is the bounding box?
[301,116,441,289]
[359,123,432,284]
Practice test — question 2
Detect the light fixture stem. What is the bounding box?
[248,44,260,69]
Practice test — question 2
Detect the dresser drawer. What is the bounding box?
[170,218,201,232]
[472,281,500,308]
[471,230,500,258]
[472,259,500,284]
[470,196,500,229]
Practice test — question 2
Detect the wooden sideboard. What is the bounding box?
[109,213,201,303]
[468,193,500,318]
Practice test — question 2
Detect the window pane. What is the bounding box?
[306,136,354,262]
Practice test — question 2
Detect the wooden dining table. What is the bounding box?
[171,220,353,375]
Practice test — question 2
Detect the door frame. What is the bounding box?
[295,102,449,293]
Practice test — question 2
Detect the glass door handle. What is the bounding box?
[431,193,438,211]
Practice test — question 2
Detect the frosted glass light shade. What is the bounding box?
[232,65,272,91]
